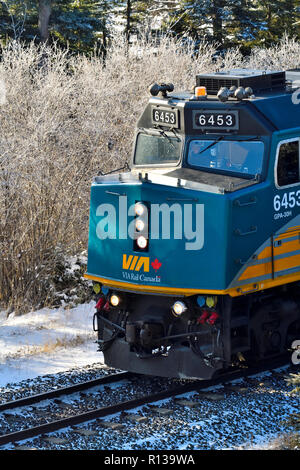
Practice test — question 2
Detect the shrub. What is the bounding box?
[0,35,299,313]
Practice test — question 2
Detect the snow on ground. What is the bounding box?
[0,301,103,387]
[0,302,298,450]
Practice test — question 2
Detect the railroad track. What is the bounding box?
[0,371,132,412]
[0,357,292,447]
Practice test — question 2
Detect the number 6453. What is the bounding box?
[273,191,300,211]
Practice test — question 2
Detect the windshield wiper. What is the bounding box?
[157,126,177,149]
[169,127,181,141]
[197,135,260,156]
[197,136,225,155]
[235,136,260,142]
[139,127,152,135]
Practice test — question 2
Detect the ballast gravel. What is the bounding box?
[0,363,298,450]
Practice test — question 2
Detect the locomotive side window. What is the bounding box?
[276,139,300,187]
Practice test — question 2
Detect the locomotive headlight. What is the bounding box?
[110,294,120,307]
[172,301,187,317]
[135,219,145,232]
[135,203,145,217]
[137,235,148,249]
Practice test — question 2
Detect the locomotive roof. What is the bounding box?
[248,91,300,131]
[137,90,300,137]
[141,69,300,134]
[168,89,300,132]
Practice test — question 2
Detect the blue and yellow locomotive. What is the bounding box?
[85,69,300,379]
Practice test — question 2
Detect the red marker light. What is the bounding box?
[207,312,219,325]
[197,310,210,324]
[96,297,105,310]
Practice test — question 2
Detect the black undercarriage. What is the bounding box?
[93,284,300,379]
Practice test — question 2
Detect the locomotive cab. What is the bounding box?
[85,69,300,379]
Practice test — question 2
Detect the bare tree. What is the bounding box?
[38,0,52,43]
[3,1,27,40]
[126,0,131,44]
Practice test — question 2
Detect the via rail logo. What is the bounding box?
[291,339,300,365]
[122,254,162,283]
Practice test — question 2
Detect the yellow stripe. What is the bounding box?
[274,254,300,272]
[84,273,230,297]
[239,229,300,283]
[239,251,300,282]
[284,225,300,233]
[85,270,300,299]
[236,271,300,296]
[239,262,272,281]
[257,246,272,260]
[274,239,300,256]
[255,237,300,261]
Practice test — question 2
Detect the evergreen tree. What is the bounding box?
[165,0,229,46]
[0,0,116,54]
[254,0,300,45]
[0,0,299,53]
[167,0,300,48]
[227,0,263,45]
[115,0,179,42]
[114,0,152,41]
[50,0,115,53]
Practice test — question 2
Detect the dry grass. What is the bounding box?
[0,34,299,313]
[1,334,91,360]
[254,432,300,450]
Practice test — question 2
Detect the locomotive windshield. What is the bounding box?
[134,132,181,166]
[188,140,264,177]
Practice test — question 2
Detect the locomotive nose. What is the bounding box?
[86,176,230,294]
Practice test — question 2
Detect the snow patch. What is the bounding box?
[0,302,103,387]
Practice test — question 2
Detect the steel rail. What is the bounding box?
[0,357,291,447]
[0,371,132,412]
[0,375,226,446]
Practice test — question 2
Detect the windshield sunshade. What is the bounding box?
[134,133,181,166]
[188,140,264,177]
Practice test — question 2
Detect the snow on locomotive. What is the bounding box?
[85,69,300,379]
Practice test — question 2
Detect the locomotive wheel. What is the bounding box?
[248,298,300,362]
